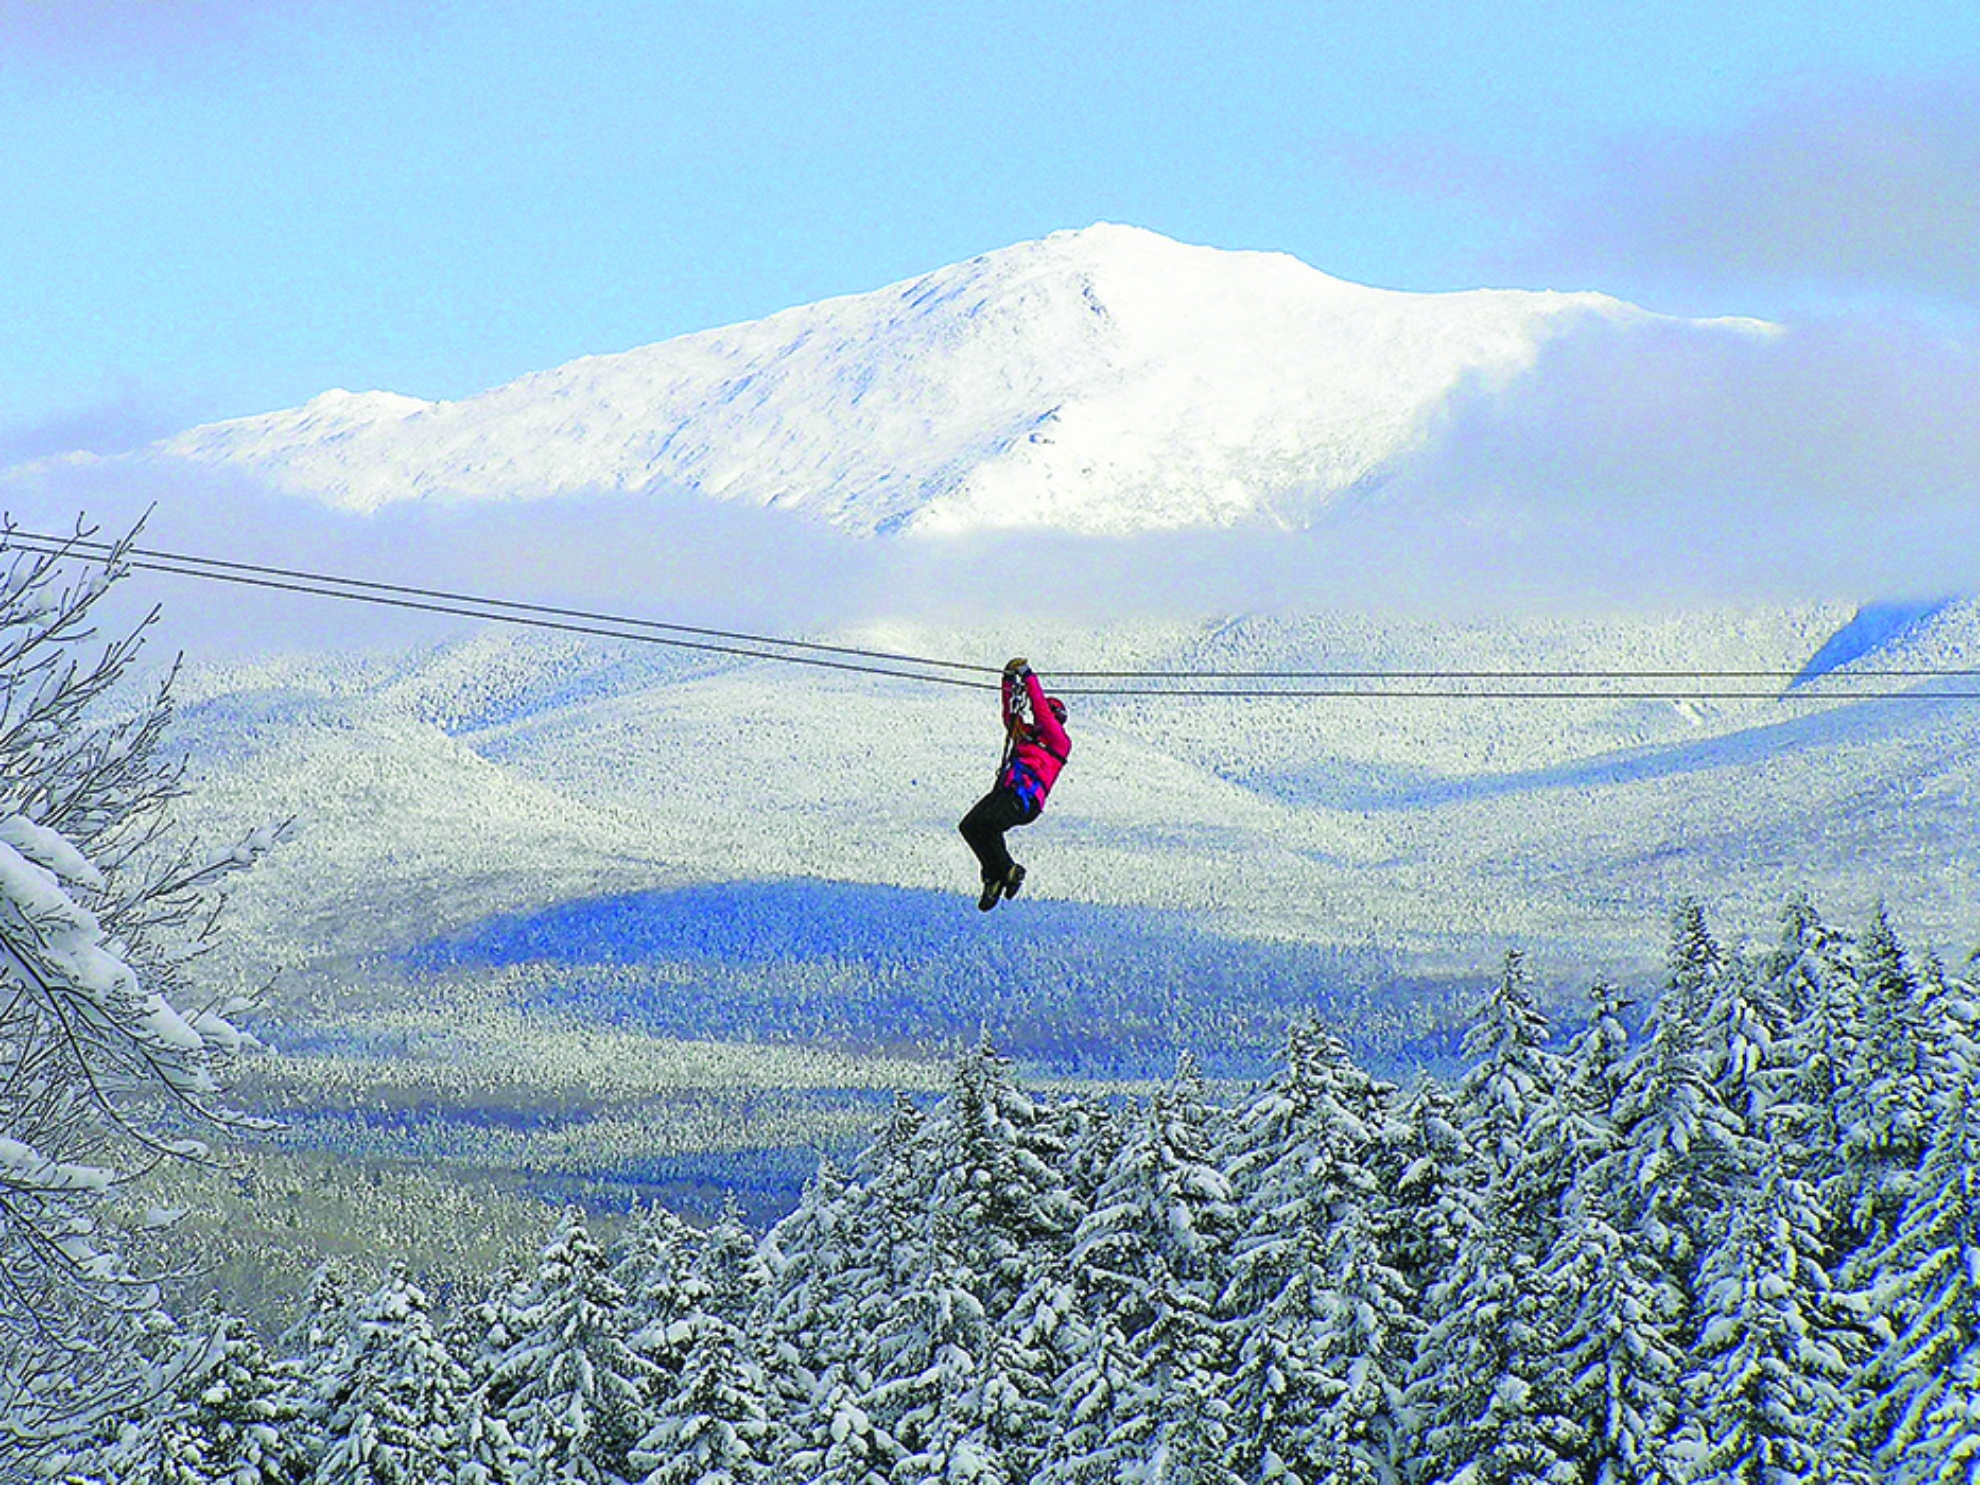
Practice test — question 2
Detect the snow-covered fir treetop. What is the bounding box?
[149,224,1767,536]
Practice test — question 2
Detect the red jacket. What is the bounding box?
[999,669,1070,808]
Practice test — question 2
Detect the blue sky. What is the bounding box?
[4,0,1979,459]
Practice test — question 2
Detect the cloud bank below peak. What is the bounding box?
[1384,311,1980,605]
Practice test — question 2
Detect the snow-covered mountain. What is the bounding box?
[149,224,1764,537]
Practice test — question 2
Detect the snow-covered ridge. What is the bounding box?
[150,225,1764,537]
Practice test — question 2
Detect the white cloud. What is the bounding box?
[3,459,892,658]
[1377,312,1980,605]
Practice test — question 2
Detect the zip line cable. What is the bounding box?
[37,528,1971,683]
[4,530,997,691]
[9,526,1979,701]
[7,528,1000,677]
[1057,663,1980,679]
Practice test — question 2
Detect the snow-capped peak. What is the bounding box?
[146,225,1747,537]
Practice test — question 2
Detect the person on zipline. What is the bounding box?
[960,657,1070,911]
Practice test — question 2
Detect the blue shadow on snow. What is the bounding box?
[407,878,1395,1081]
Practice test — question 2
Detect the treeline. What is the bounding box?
[52,897,1978,1484]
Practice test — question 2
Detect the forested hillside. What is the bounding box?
[52,898,1977,1483]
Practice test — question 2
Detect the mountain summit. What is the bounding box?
[153,225,1748,537]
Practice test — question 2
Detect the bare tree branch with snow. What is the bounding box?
[0,517,284,1446]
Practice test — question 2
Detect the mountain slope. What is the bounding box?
[171,601,1980,998]
[149,225,1761,537]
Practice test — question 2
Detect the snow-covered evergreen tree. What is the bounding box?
[1766,897,1861,1203]
[931,1037,1078,1326]
[1402,1178,1577,1485]
[1220,1019,1389,1246]
[985,1260,1089,1484]
[1765,893,1847,1025]
[1068,1053,1233,1339]
[1897,1347,1980,1485]
[1113,1254,1242,1485]
[979,1288,1064,1480]
[621,1226,706,1388]
[1834,906,1934,1268]
[1668,898,1724,1016]
[1218,1218,1334,1484]
[313,1264,516,1485]
[835,1094,938,1401]
[611,1200,700,1338]
[1857,1078,1980,1478]
[1218,1020,1400,1482]
[1409,951,1601,1485]
[1057,1095,1125,1223]
[1699,950,1795,1145]
[625,1193,780,1483]
[61,1334,216,1485]
[755,1158,856,1471]
[1039,1056,1238,1479]
[293,1263,355,1366]
[175,1313,312,1485]
[453,1261,531,1402]
[487,1208,656,1484]
[1453,951,1569,1264]
[261,1262,352,1469]
[857,1216,1008,1484]
[1545,980,1632,1172]
[1034,1309,1144,1485]
[690,1193,763,1332]
[1306,1199,1418,1485]
[1917,951,1980,1106]
[1380,1072,1468,1295]
[1621,899,1739,1262]
[1456,953,1559,1177]
[631,1319,774,1485]
[1536,1183,1685,1485]
[52,1310,312,1485]
[785,1378,900,1485]
[1680,1151,1866,1484]
[1611,938,1745,1282]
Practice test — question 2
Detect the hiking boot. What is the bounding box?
[1002,862,1027,900]
[978,877,1004,912]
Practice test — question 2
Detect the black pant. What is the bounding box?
[959,786,1039,883]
